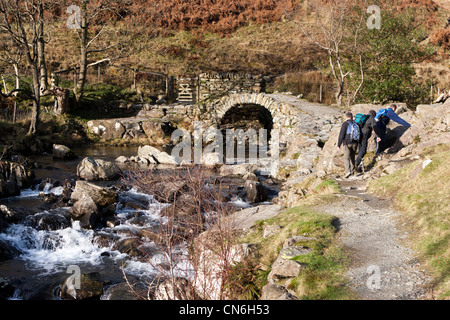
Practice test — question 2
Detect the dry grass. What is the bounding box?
[39,17,323,79]
[269,70,335,104]
[3,1,448,99]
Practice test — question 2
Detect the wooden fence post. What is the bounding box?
[319,84,323,103]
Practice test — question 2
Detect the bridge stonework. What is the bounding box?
[212,93,295,124]
[87,93,300,156]
[207,93,298,144]
[177,73,264,104]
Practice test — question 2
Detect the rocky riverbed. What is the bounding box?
[0,145,281,300]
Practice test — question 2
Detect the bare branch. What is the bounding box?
[86,25,105,48]
[86,43,117,54]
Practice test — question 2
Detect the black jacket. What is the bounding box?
[362,115,375,134]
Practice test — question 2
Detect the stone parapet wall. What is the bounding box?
[176,73,264,104]
[198,73,264,102]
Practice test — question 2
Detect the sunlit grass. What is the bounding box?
[239,205,354,300]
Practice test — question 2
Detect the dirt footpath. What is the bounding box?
[316,177,433,300]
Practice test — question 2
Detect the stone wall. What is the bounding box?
[197,73,264,102]
[176,73,264,104]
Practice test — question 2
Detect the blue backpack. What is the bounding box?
[346,121,360,142]
[374,108,388,122]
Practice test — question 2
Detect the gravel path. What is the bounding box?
[316,177,433,300]
[266,93,341,118]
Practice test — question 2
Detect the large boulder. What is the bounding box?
[201,152,223,167]
[137,145,178,165]
[112,238,144,257]
[219,163,258,177]
[226,205,283,231]
[317,107,414,176]
[388,105,450,155]
[260,283,297,300]
[0,158,35,198]
[122,121,146,140]
[192,240,257,300]
[0,180,20,198]
[71,181,118,207]
[77,157,122,181]
[0,239,22,262]
[60,272,104,300]
[24,210,72,231]
[52,144,76,160]
[70,181,118,229]
[315,125,343,176]
[316,103,450,180]
[141,120,175,143]
[0,205,27,232]
[70,195,100,229]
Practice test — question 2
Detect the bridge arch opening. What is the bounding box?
[217,103,274,163]
[218,103,274,136]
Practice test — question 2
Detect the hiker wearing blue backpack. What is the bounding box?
[373,104,411,158]
[338,112,361,178]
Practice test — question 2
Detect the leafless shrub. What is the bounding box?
[121,166,250,300]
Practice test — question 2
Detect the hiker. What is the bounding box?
[355,110,377,169]
[373,104,411,158]
[338,112,360,178]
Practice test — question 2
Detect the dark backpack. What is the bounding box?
[355,113,370,126]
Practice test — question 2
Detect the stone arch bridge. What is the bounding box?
[210,93,297,132]
[87,92,341,167]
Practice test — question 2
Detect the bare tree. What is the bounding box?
[289,0,366,106]
[71,0,122,102]
[0,0,51,135]
[0,38,23,122]
[36,3,49,93]
[0,39,22,95]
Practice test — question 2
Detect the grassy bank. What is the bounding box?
[239,204,353,300]
[368,144,450,299]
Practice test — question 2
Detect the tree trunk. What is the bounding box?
[12,64,19,123]
[13,64,20,96]
[53,88,70,115]
[38,39,48,93]
[335,82,344,107]
[28,66,41,136]
[75,45,87,102]
[1,75,7,93]
[38,22,48,92]
[74,1,88,102]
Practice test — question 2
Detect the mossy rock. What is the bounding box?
[279,246,313,260]
[60,272,105,300]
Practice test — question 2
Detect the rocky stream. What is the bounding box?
[0,146,279,300]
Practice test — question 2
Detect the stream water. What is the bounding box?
[0,146,272,300]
